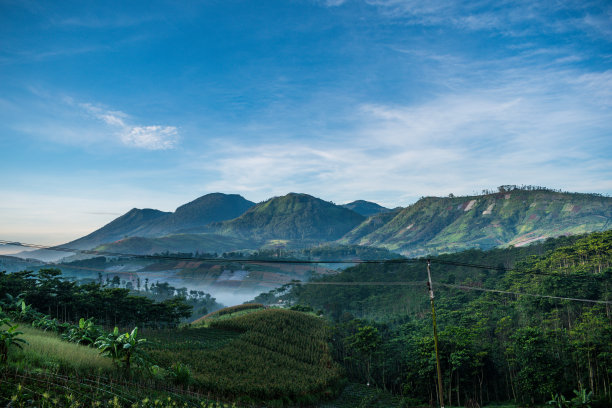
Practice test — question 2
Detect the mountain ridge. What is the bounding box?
[12,188,611,261]
[214,192,366,242]
[339,189,611,256]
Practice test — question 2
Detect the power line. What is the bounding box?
[436,282,611,305]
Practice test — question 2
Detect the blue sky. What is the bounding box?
[1,0,611,246]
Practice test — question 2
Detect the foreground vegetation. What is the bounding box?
[1,303,342,407]
[1,230,611,406]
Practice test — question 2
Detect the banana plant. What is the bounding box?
[62,317,102,345]
[32,315,59,332]
[95,326,148,373]
[0,316,27,363]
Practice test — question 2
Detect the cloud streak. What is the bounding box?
[197,63,612,206]
[364,0,612,38]
[80,102,178,150]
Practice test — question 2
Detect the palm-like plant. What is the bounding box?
[32,315,59,332]
[0,317,27,363]
[62,317,102,345]
[95,326,148,373]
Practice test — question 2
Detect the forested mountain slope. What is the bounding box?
[340,188,611,256]
[214,193,365,242]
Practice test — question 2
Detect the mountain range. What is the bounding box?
[16,188,611,261]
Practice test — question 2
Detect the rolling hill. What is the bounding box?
[67,208,170,250]
[17,193,255,261]
[71,193,254,249]
[214,193,366,242]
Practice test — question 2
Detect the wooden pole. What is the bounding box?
[427,260,445,408]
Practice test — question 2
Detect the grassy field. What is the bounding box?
[8,325,115,375]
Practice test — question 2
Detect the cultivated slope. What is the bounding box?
[147,308,343,404]
[340,189,611,256]
[215,193,365,242]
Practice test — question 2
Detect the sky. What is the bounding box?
[1,0,611,246]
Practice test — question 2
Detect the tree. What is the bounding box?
[95,326,148,374]
[346,324,382,385]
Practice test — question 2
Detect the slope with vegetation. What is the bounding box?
[1,282,343,406]
[147,309,343,404]
[340,187,611,256]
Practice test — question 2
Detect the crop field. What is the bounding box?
[146,309,343,405]
[145,326,241,351]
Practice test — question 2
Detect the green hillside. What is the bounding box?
[341,188,611,256]
[339,207,402,244]
[215,193,365,242]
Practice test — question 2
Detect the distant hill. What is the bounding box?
[339,188,611,256]
[341,200,392,216]
[15,208,171,261]
[215,193,365,242]
[135,193,255,236]
[67,208,171,250]
[21,193,256,261]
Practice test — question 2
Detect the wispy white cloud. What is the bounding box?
[321,0,348,7]
[121,126,178,150]
[364,0,612,38]
[79,102,178,150]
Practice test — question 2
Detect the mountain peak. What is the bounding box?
[218,193,365,241]
[341,200,391,217]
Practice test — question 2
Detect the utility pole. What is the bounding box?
[427,260,445,408]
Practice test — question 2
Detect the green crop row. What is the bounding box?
[147,309,343,405]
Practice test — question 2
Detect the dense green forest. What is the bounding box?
[277,231,612,406]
